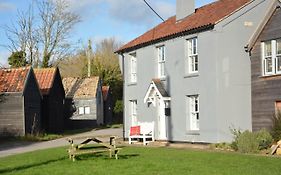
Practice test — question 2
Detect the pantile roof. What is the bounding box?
[34,68,57,95]
[102,86,110,101]
[0,67,30,93]
[116,0,251,53]
[63,77,99,98]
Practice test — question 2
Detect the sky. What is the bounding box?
[0,0,214,66]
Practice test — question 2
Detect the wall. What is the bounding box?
[0,94,24,136]
[251,6,281,131]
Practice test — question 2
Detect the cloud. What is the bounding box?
[107,0,175,25]
[0,2,16,12]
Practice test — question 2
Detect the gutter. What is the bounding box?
[115,24,214,54]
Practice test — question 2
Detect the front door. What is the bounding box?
[157,99,167,140]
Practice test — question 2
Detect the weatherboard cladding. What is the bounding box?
[116,0,251,53]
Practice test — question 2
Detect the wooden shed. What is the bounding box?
[34,68,65,133]
[0,67,42,136]
[102,86,113,125]
[63,77,103,129]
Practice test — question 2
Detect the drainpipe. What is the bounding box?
[121,53,125,141]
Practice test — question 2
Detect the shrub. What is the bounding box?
[271,111,281,141]
[230,127,242,151]
[256,128,273,150]
[237,130,259,153]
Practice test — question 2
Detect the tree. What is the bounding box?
[8,51,27,68]
[4,0,80,67]
[85,38,123,100]
[38,0,80,67]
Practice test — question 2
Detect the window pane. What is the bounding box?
[266,57,272,73]
[277,40,281,55]
[78,107,84,115]
[277,56,281,72]
[85,107,90,114]
[193,38,197,54]
[265,42,272,56]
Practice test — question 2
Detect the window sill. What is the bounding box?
[184,73,199,78]
[127,82,137,86]
[157,77,166,81]
[259,74,281,78]
[186,130,200,135]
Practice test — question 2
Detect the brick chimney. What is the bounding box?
[176,0,195,21]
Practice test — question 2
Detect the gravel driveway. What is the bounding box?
[0,128,123,158]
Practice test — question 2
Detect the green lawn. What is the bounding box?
[0,146,280,175]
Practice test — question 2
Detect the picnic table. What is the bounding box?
[67,136,121,161]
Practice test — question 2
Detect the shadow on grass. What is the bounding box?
[76,153,140,161]
[0,157,66,174]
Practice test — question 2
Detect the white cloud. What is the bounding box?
[0,2,16,12]
[0,50,10,67]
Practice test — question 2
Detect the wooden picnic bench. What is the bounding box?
[67,136,121,161]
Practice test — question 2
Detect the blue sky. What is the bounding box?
[0,0,214,66]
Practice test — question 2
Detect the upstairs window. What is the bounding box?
[187,38,198,74]
[157,46,165,78]
[262,39,281,75]
[130,53,137,83]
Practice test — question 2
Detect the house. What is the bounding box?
[245,1,281,131]
[34,68,65,133]
[116,0,274,143]
[102,86,113,125]
[63,77,103,129]
[0,67,42,136]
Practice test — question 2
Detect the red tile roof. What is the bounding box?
[117,0,251,53]
[0,67,30,93]
[34,68,57,95]
[102,86,110,101]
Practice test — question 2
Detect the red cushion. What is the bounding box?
[130,126,140,136]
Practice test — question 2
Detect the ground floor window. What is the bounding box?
[187,95,199,131]
[130,100,138,126]
[78,106,91,115]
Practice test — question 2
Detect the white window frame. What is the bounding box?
[130,100,138,126]
[78,107,84,115]
[130,53,137,83]
[262,39,281,75]
[188,95,199,131]
[187,37,198,74]
[85,106,91,114]
[157,45,165,78]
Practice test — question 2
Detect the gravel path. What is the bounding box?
[0,128,123,158]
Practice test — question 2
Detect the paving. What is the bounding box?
[0,128,123,158]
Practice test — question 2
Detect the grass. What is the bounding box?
[1,146,281,175]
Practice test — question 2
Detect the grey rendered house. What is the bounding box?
[117,0,274,143]
[0,67,42,136]
[63,77,103,129]
[245,1,281,132]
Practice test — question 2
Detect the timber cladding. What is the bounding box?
[0,94,24,136]
[251,7,281,131]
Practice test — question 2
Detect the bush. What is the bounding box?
[230,127,242,151]
[271,111,281,141]
[237,130,259,153]
[256,129,273,150]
